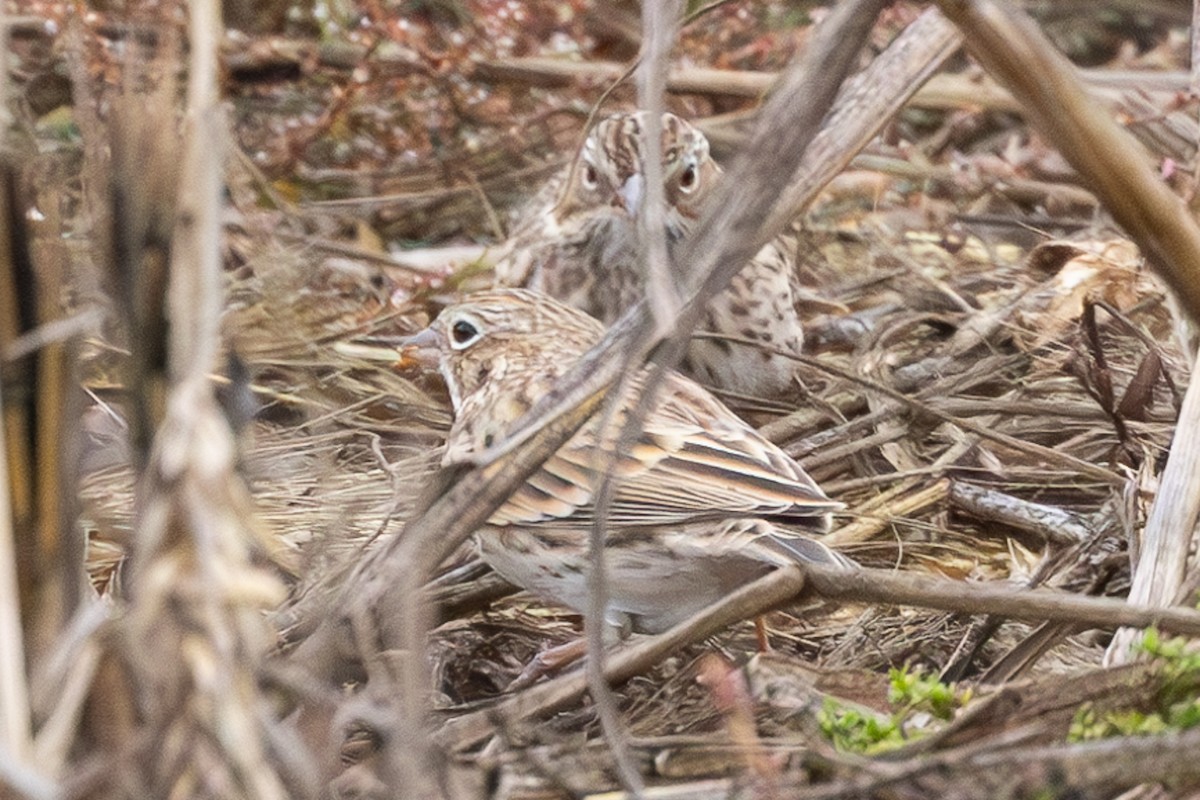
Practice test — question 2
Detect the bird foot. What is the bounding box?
[506,638,589,691]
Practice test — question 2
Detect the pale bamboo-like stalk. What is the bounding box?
[0,389,33,766]
[107,0,291,797]
[0,0,34,774]
[170,0,223,376]
[1108,345,1200,664]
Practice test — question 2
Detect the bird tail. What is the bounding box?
[765,532,857,571]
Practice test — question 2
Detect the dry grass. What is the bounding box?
[6,1,1200,798]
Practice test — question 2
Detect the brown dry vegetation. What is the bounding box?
[6,0,1200,798]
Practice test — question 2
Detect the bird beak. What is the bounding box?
[616,173,643,217]
[335,329,441,369]
[394,327,440,369]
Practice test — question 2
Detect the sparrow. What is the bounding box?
[402,288,851,639]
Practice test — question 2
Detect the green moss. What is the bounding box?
[818,666,971,754]
[1069,629,1200,742]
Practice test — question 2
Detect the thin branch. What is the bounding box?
[948,481,1092,547]
[766,6,964,234]
[439,560,1200,752]
[714,335,1125,488]
[474,57,1189,106]
[439,560,815,753]
[578,4,684,797]
[635,0,682,333]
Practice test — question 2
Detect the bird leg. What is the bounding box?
[754,616,772,653]
[507,637,589,691]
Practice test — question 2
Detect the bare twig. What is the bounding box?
[724,338,1124,487]
[473,57,1189,107]
[949,481,1092,547]
[803,565,1200,632]
[826,480,951,546]
[438,561,817,753]
[766,6,963,234]
[440,560,1200,752]
[635,0,682,334]
[792,726,1200,799]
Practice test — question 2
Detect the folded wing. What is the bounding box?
[489,371,840,529]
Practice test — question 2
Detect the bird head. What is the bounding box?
[555,111,720,235]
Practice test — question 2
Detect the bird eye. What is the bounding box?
[679,163,698,193]
[450,318,481,349]
[581,163,599,189]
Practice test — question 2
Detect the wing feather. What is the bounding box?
[490,371,839,528]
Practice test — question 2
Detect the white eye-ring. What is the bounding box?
[449,314,483,349]
[581,161,599,190]
[678,161,698,194]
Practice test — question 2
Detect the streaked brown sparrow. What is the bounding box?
[493,111,806,398]
[403,288,851,638]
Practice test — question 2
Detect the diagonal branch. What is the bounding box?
[439,560,1200,752]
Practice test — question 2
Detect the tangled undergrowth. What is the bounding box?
[7,1,1200,798]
